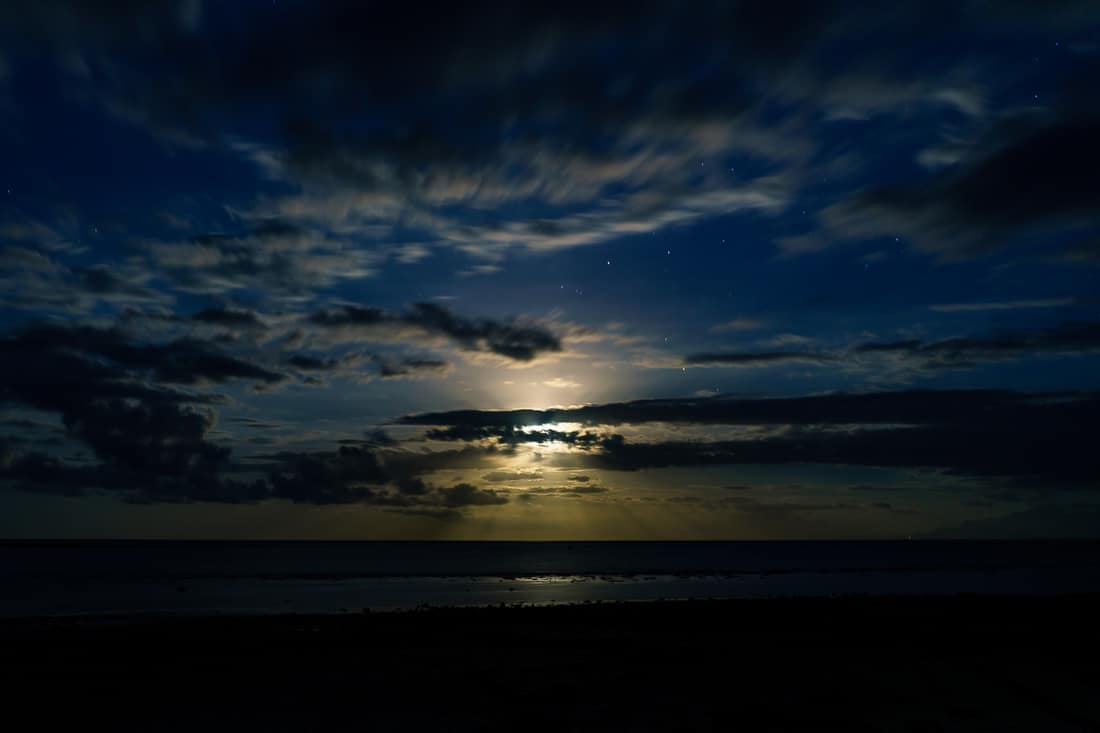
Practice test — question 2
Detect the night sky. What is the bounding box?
[1,1,1099,539]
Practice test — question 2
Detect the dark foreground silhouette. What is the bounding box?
[4,595,1100,731]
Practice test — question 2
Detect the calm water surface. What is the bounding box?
[3,540,1099,617]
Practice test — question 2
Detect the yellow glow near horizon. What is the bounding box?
[462,363,609,411]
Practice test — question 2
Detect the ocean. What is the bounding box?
[3,540,1099,617]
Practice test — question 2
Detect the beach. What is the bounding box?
[4,594,1099,731]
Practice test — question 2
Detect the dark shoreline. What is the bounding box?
[5,594,1100,730]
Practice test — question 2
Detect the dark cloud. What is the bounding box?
[0,325,230,415]
[307,305,388,328]
[0,1,925,269]
[401,389,1087,429]
[191,307,267,330]
[0,417,59,432]
[74,266,163,302]
[3,316,1097,509]
[0,451,92,496]
[814,79,1100,260]
[4,1,1100,281]
[284,351,451,381]
[684,320,1100,374]
[138,339,285,386]
[373,356,451,379]
[63,399,266,502]
[849,321,1100,371]
[0,244,167,314]
[41,436,490,509]
[149,219,375,297]
[0,323,286,390]
[263,447,507,511]
[3,1,1100,538]
[436,482,508,508]
[286,353,339,371]
[310,302,561,362]
[0,400,270,504]
[229,417,283,430]
[684,351,834,367]
[582,423,1098,488]
[1,396,513,508]
[0,322,285,501]
[401,389,1100,488]
[265,446,391,504]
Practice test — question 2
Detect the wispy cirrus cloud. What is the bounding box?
[147,219,378,298]
[928,298,1075,312]
[8,0,1051,280]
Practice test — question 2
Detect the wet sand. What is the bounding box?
[4,594,1099,731]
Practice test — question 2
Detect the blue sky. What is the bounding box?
[1,1,1099,538]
